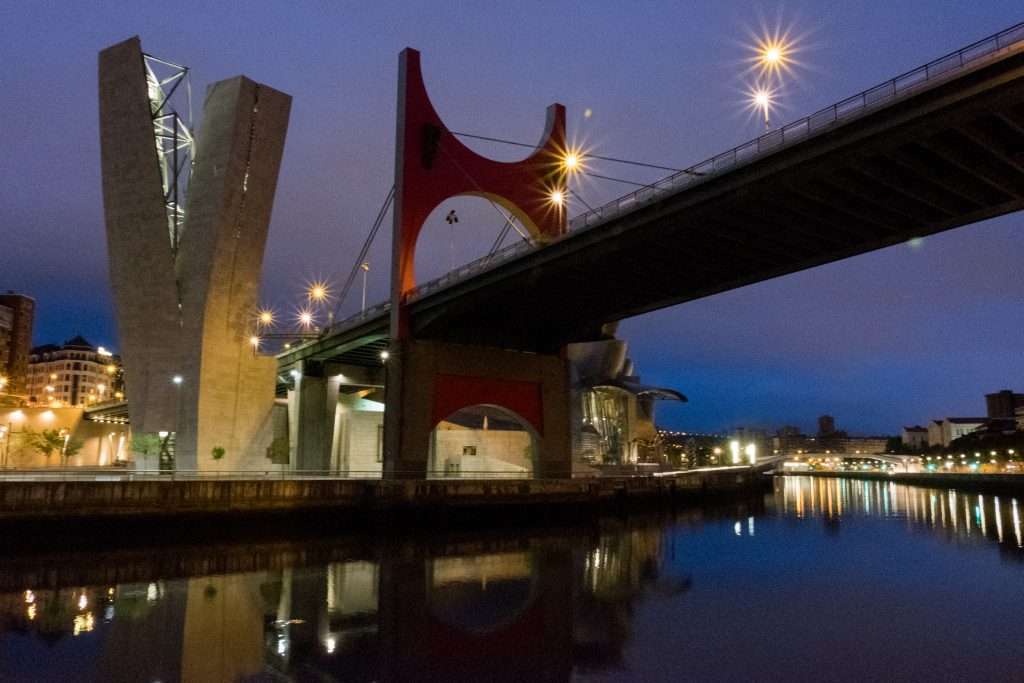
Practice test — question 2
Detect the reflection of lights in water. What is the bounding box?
[277,635,289,656]
[978,495,987,535]
[104,604,115,622]
[734,521,742,536]
[73,612,94,636]
[949,492,957,531]
[325,636,336,654]
[78,593,88,610]
[1013,499,1022,548]
[24,590,34,604]
[995,497,1004,542]
[929,494,937,527]
[963,498,971,536]
[27,604,36,621]
[147,583,158,602]
[748,516,755,536]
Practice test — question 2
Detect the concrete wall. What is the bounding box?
[175,77,291,470]
[99,37,291,471]
[432,422,533,477]
[99,37,183,433]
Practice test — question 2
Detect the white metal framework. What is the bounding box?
[143,53,194,256]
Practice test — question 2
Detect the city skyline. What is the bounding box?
[3,2,1022,434]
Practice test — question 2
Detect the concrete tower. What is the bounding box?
[99,37,291,470]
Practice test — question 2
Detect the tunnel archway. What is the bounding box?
[428,404,539,479]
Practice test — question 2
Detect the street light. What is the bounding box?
[360,262,370,316]
[751,86,773,131]
[172,375,183,385]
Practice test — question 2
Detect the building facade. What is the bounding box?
[26,336,124,407]
[986,390,1024,419]
[927,418,988,448]
[0,292,35,395]
[902,425,928,449]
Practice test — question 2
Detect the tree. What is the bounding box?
[24,428,82,463]
[131,433,162,457]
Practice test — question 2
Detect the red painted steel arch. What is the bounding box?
[391,48,568,337]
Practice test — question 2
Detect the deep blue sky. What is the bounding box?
[1,2,1021,435]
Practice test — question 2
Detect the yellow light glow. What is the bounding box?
[307,280,331,303]
[0,376,7,388]
[297,309,316,328]
[49,373,57,380]
[250,336,260,348]
[549,189,565,207]
[106,364,116,374]
[257,309,275,327]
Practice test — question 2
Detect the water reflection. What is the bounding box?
[778,475,1024,555]
[0,510,713,682]
[2,478,1024,681]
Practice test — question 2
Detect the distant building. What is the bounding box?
[773,425,810,454]
[26,336,124,407]
[817,415,836,436]
[986,390,1024,419]
[902,425,928,449]
[0,292,35,395]
[927,418,988,448]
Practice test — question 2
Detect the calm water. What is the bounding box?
[2,476,1023,682]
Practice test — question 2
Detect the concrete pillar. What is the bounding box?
[293,365,341,472]
[383,340,572,479]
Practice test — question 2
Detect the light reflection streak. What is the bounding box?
[978,495,987,536]
[995,497,1004,542]
[1013,499,1022,548]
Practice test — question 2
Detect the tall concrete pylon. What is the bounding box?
[99,36,291,470]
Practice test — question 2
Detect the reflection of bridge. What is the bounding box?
[276,24,1024,478]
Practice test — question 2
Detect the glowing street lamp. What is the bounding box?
[257,308,275,328]
[250,336,261,352]
[360,262,370,316]
[307,280,331,304]
[549,189,565,207]
[751,87,774,130]
[172,375,183,386]
[297,308,316,330]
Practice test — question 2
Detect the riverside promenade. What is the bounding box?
[0,466,765,521]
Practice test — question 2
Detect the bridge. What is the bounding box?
[280,22,1024,367]
[267,24,1024,479]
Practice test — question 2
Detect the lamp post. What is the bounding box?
[360,262,370,317]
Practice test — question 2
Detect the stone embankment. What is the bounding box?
[0,467,764,521]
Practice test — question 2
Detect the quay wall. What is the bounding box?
[0,468,763,520]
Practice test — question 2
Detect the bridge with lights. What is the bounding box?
[267,23,1024,477]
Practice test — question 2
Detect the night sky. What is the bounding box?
[2,2,1021,435]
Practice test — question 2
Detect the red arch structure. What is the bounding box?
[390,48,568,337]
[383,50,573,480]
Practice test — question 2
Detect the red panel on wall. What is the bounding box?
[433,373,544,434]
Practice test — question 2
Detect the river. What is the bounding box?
[0,475,1021,682]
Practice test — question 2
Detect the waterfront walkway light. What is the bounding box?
[172,375,183,385]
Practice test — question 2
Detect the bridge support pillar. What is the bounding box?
[382,340,572,479]
[291,362,341,472]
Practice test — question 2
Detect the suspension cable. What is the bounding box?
[438,145,534,246]
[449,130,701,175]
[331,185,395,321]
